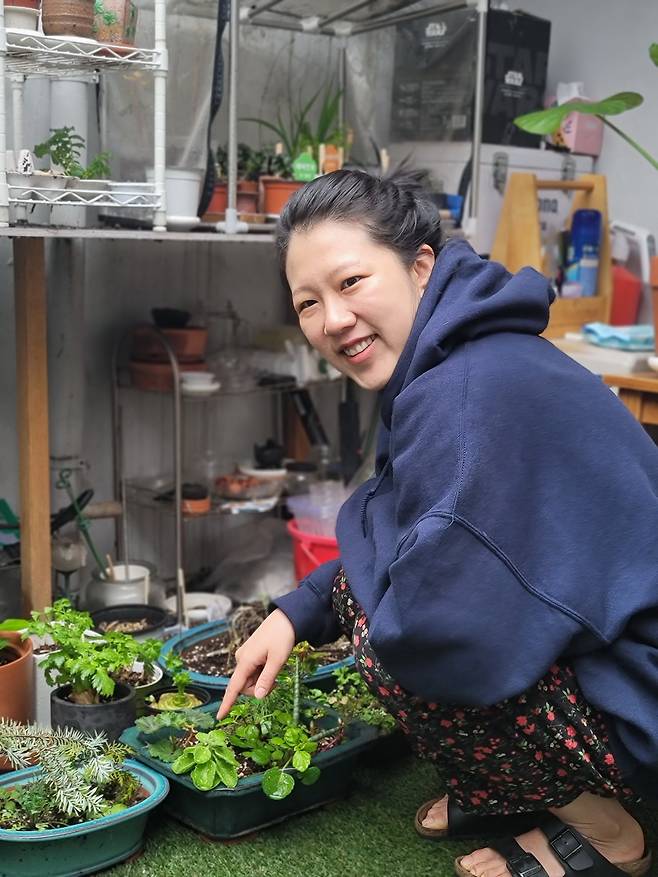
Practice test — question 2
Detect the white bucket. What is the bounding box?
[146,167,203,227]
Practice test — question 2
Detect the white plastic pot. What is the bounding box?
[5,5,39,30]
[146,167,203,228]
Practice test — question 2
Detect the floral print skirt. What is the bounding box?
[331,568,637,813]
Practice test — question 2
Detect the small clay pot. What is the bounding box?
[42,0,94,37]
[131,326,209,363]
[260,177,304,216]
[0,633,34,767]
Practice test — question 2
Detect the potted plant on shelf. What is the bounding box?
[243,79,345,216]
[0,719,168,877]
[158,601,354,697]
[121,647,377,838]
[146,651,210,713]
[206,142,264,217]
[41,0,95,39]
[23,599,163,739]
[0,623,34,768]
[514,42,658,172]
[34,126,112,201]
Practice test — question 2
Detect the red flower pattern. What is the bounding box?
[330,568,637,815]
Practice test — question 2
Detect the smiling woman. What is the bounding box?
[278,171,441,391]
[218,168,658,877]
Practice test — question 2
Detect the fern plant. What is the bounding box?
[0,719,136,823]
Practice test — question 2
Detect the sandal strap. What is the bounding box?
[491,837,549,877]
[537,814,634,876]
[447,798,541,838]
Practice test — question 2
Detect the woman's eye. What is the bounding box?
[297,300,317,313]
[341,276,361,290]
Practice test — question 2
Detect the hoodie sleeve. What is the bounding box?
[272,558,342,646]
[368,514,590,706]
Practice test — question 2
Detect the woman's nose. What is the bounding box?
[323,297,356,336]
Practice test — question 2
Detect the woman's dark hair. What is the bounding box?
[276,168,443,285]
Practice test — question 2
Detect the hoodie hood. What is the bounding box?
[381,239,553,427]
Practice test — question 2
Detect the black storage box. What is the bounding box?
[390,7,551,148]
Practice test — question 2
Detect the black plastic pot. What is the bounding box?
[144,684,211,715]
[90,604,168,640]
[51,682,136,741]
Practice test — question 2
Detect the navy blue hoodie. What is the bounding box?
[275,239,658,794]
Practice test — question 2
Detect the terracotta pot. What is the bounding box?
[260,177,304,216]
[129,360,209,392]
[93,0,130,43]
[207,182,227,215]
[0,633,34,768]
[5,0,40,8]
[42,0,94,37]
[132,326,208,363]
[237,179,259,214]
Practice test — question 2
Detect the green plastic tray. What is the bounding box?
[121,703,378,838]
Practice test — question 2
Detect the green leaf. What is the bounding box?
[205,729,228,747]
[248,747,272,767]
[191,761,218,791]
[146,739,179,763]
[514,92,643,134]
[292,750,311,772]
[261,768,295,800]
[171,748,196,774]
[193,745,211,764]
[300,765,321,786]
[0,618,28,631]
[649,43,658,66]
[213,758,239,789]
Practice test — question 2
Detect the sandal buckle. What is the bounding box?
[506,852,544,877]
[550,828,583,861]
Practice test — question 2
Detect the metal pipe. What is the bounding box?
[352,1,468,34]
[246,0,286,17]
[469,1,487,232]
[225,0,239,232]
[0,0,9,226]
[321,0,373,27]
[153,0,167,230]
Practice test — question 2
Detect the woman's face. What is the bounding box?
[287,220,435,391]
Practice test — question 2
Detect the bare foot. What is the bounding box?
[459,793,646,877]
[421,794,449,830]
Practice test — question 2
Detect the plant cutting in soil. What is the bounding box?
[147,652,203,711]
[34,126,112,179]
[136,646,345,800]
[308,666,397,733]
[179,602,353,678]
[23,599,162,705]
[0,720,143,830]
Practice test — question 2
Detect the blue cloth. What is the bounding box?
[275,239,658,793]
[582,322,655,351]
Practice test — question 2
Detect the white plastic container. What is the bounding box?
[146,167,203,229]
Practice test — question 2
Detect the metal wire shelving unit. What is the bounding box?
[0,0,168,228]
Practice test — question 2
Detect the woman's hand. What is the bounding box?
[216,608,296,719]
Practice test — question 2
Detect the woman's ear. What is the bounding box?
[412,244,435,294]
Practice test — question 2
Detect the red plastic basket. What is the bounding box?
[287,519,339,582]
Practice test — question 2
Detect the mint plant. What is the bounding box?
[24,599,162,705]
[137,648,342,800]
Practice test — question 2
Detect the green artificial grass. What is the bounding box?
[111,755,473,877]
[111,755,658,877]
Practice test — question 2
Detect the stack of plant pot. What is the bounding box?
[4,0,41,32]
[129,309,211,392]
[41,0,94,38]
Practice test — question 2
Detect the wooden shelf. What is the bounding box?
[0,226,275,242]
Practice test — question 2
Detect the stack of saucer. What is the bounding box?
[181,371,221,395]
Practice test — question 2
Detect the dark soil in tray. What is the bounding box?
[180,631,353,678]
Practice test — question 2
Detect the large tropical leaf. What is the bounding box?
[514,92,643,134]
